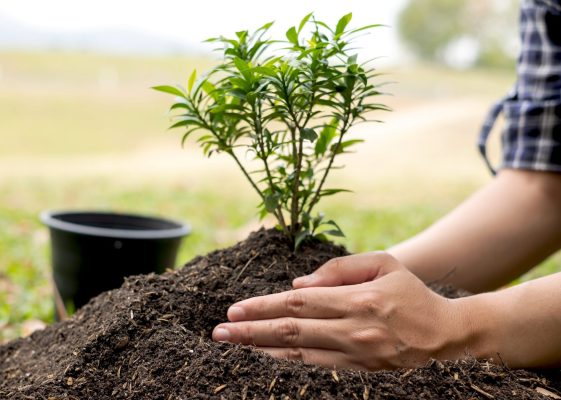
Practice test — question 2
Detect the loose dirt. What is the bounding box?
[1,229,559,399]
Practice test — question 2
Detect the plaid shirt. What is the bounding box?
[479,0,561,174]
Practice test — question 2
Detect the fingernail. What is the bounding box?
[213,327,231,342]
[294,274,315,286]
[228,306,245,321]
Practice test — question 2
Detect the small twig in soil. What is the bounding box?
[536,387,561,399]
[221,348,234,358]
[363,385,370,400]
[233,252,261,282]
[268,377,277,393]
[400,369,413,380]
[470,384,494,399]
[213,384,227,394]
[331,370,340,383]
[262,260,277,274]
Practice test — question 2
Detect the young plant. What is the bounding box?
[154,13,390,249]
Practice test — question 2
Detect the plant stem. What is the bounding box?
[306,112,352,216]
[226,148,265,198]
[252,100,289,235]
[279,72,303,239]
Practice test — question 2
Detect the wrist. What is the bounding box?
[449,293,500,361]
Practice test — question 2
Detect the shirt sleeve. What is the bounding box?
[478,0,561,174]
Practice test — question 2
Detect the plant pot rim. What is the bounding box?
[40,210,191,240]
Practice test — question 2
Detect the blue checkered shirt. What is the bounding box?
[479,0,561,174]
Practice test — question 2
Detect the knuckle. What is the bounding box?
[328,256,345,271]
[285,347,304,361]
[351,291,382,316]
[374,251,395,263]
[373,251,401,270]
[350,328,382,346]
[238,324,254,345]
[275,318,300,346]
[285,290,306,316]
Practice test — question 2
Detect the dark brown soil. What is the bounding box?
[1,228,560,399]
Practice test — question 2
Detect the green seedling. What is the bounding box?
[154,12,389,249]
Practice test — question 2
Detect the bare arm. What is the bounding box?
[389,169,561,293]
[463,271,561,368]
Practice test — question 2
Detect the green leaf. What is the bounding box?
[323,229,345,238]
[331,139,364,154]
[320,188,352,196]
[298,12,313,33]
[229,88,247,100]
[300,128,318,142]
[236,30,248,40]
[250,66,276,76]
[258,21,274,31]
[315,121,337,156]
[170,102,189,111]
[168,117,201,130]
[264,193,281,212]
[152,85,185,97]
[181,128,199,148]
[335,13,352,36]
[233,57,252,80]
[286,26,299,45]
[234,57,249,72]
[323,220,345,237]
[347,24,384,35]
[188,70,197,92]
[201,80,218,100]
[294,229,311,250]
[258,206,269,221]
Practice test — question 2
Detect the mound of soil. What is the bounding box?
[1,229,560,399]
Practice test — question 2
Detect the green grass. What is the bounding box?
[0,51,214,156]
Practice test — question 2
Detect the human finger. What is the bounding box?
[226,286,348,322]
[213,317,343,350]
[293,252,402,289]
[258,346,352,369]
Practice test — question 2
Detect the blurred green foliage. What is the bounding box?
[398,0,518,68]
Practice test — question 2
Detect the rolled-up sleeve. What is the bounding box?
[479,0,561,174]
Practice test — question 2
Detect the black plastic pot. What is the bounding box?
[41,211,190,318]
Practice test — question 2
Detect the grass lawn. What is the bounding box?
[1,50,559,343]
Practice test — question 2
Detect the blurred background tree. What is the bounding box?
[398,0,519,69]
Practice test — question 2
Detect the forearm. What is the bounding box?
[389,169,561,292]
[459,272,561,368]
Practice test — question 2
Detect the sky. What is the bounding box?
[0,0,409,62]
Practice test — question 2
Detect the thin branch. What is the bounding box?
[306,111,352,216]
[252,98,289,234]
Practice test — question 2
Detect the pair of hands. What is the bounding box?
[212,252,479,371]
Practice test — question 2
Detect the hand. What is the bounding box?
[212,252,478,371]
